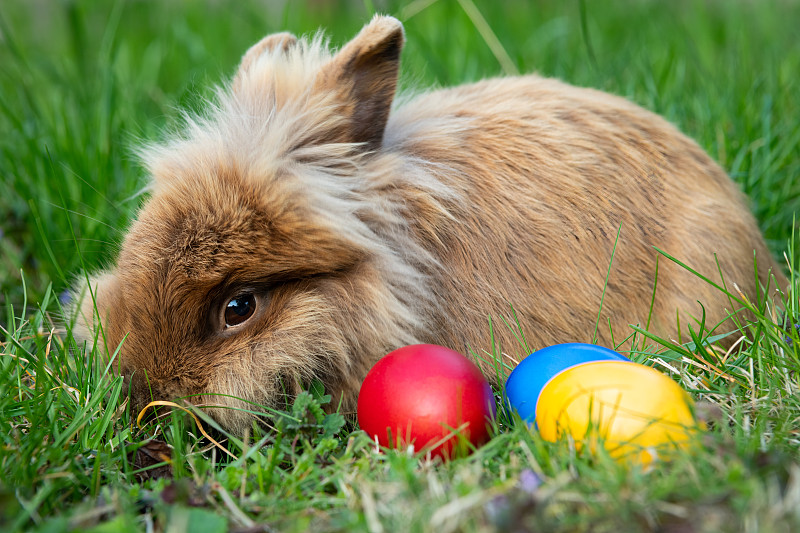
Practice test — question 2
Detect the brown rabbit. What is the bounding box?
[75,15,784,433]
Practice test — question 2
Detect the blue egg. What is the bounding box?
[504,343,630,423]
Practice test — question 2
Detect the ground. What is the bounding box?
[1,1,799,531]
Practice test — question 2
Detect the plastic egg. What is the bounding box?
[536,361,697,463]
[504,343,698,464]
[504,343,630,423]
[357,344,496,459]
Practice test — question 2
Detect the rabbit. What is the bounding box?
[74,15,785,434]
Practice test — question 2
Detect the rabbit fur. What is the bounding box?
[74,15,785,433]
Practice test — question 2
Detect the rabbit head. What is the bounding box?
[74,16,436,433]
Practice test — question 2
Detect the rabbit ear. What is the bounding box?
[316,15,404,151]
[233,32,298,92]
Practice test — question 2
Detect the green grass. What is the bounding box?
[1,0,800,531]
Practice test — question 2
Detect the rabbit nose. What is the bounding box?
[125,369,202,415]
[125,374,171,414]
[128,380,187,427]
[133,398,159,425]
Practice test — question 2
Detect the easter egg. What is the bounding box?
[536,360,698,463]
[504,343,630,423]
[357,344,496,459]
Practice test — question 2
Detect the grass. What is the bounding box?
[1,0,799,531]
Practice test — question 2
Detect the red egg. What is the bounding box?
[357,344,496,459]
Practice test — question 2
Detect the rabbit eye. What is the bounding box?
[224,293,256,328]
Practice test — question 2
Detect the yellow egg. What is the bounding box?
[535,361,698,464]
